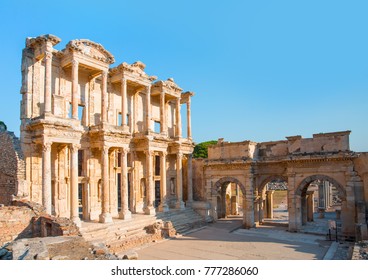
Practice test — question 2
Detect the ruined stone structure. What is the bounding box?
[195,131,368,239]
[19,34,194,226]
[0,129,27,205]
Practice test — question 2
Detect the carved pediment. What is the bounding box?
[65,39,115,64]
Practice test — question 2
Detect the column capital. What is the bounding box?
[101,70,108,78]
[121,77,127,84]
[161,151,168,157]
[144,150,155,157]
[120,147,129,155]
[71,59,79,67]
[42,142,52,152]
[70,143,81,153]
[102,147,109,156]
[176,151,183,158]
[44,51,53,60]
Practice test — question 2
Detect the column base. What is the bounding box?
[185,200,193,208]
[119,210,132,220]
[72,216,81,228]
[99,212,113,223]
[122,125,129,133]
[158,203,169,212]
[144,206,156,215]
[176,201,185,210]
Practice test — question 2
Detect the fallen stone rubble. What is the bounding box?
[0,236,139,260]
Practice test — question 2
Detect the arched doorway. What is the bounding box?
[296,175,346,236]
[257,176,288,226]
[213,177,247,225]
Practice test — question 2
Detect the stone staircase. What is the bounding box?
[156,208,207,234]
[80,208,207,254]
[80,214,161,253]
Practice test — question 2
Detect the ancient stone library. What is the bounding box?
[0,34,368,259]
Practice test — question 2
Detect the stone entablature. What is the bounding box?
[19,34,195,226]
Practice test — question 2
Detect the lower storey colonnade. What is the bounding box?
[39,143,194,225]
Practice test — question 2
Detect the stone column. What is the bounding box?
[121,78,128,130]
[158,151,169,212]
[144,151,155,215]
[259,197,265,224]
[318,182,325,218]
[119,148,131,219]
[301,195,307,225]
[99,147,112,223]
[71,59,79,119]
[187,99,192,140]
[42,142,52,215]
[176,152,185,209]
[307,191,314,222]
[44,51,52,115]
[70,144,81,227]
[175,98,182,138]
[160,91,167,135]
[101,71,108,123]
[186,154,193,207]
[145,85,151,133]
[266,190,274,219]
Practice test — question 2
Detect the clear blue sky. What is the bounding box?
[0,0,367,150]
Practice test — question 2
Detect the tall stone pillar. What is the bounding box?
[318,182,326,218]
[187,99,192,140]
[186,154,193,207]
[266,190,274,219]
[144,151,155,215]
[301,195,307,225]
[71,59,79,119]
[175,98,182,138]
[259,197,265,224]
[145,85,151,133]
[176,152,185,209]
[119,148,131,219]
[70,144,81,227]
[160,91,167,135]
[42,142,52,215]
[158,151,169,212]
[44,51,52,115]
[101,71,108,123]
[121,78,128,130]
[307,191,314,222]
[99,147,112,223]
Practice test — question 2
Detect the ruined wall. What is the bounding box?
[208,141,257,160]
[0,131,27,205]
[192,158,205,201]
[0,205,35,246]
[0,201,80,246]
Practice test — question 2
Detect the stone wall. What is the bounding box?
[0,205,35,246]
[0,130,27,205]
[0,200,80,247]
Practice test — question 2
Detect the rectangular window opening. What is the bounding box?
[154,121,161,133]
[118,112,122,126]
[78,105,84,123]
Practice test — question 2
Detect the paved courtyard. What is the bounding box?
[136,217,332,260]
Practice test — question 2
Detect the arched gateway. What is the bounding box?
[197,132,368,240]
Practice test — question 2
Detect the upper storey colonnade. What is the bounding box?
[21,34,194,140]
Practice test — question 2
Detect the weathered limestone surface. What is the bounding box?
[194,131,368,240]
[0,130,27,205]
[19,34,195,225]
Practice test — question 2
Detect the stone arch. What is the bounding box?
[258,175,288,192]
[213,176,246,196]
[296,174,346,201]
